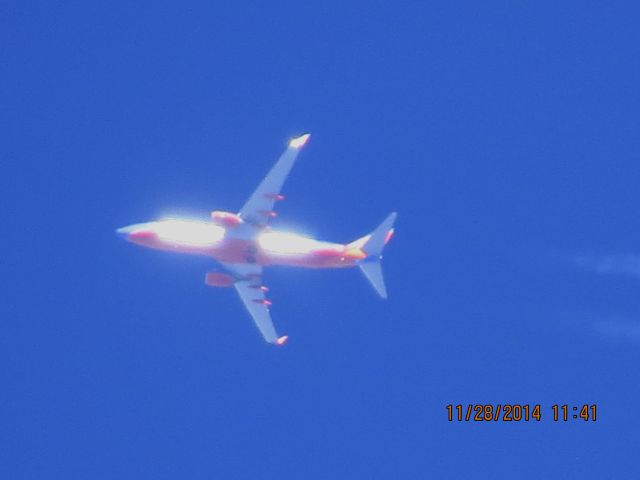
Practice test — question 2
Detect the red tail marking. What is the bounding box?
[384,228,395,245]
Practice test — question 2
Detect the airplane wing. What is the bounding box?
[238,133,310,226]
[220,262,287,345]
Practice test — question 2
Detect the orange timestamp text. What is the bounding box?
[446,404,597,422]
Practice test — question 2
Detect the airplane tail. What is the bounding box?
[348,212,397,299]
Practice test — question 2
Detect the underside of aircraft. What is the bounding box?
[118,134,396,345]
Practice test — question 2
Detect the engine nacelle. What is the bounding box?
[211,211,243,227]
[205,272,235,287]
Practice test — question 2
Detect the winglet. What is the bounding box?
[275,335,289,346]
[289,133,311,149]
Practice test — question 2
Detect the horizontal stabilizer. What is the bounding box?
[352,212,396,299]
[362,212,397,257]
[358,260,387,299]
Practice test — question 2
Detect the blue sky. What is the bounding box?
[2,1,640,478]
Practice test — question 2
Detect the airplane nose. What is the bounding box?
[116,225,134,239]
[116,223,157,243]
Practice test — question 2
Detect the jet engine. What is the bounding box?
[211,211,243,227]
[205,272,235,287]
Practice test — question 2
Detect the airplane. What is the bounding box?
[117,134,396,345]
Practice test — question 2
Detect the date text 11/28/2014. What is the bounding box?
[446,404,597,422]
